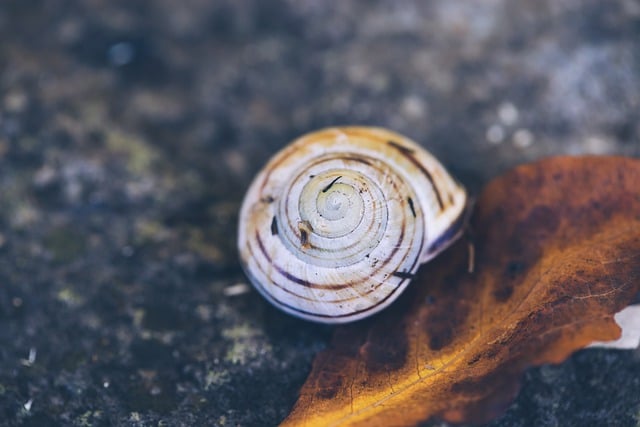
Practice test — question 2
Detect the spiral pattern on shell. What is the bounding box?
[238,127,467,323]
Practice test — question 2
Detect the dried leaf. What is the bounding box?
[283,156,640,427]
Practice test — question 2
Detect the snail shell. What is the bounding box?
[238,127,467,323]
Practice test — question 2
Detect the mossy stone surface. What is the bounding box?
[0,1,638,425]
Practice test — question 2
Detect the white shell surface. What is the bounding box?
[238,127,467,323]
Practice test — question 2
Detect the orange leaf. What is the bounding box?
[282,156,640,426]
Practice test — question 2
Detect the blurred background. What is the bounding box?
[0,1,638,425]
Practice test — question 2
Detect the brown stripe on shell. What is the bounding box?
[253,229,411,295]
[254,232,355,292]
[261,195,275,203]
[425,199,470,256]
[387,140,445,211]
[247,226,424,320]
[387,139,415,154]
[278,157,420,277]
[250,207,421,302]
[392,271,415,279]
[407,197,416,217]
[266,278,412,319]
[259,147,294,192]
[246,140,429,317]
[298,220,313,249]
[284,194,383,257]
[322,175,342,193]
[258,130,376,193]
[279,154,379,253]
[249,237,419,318]
[254,231,273,264]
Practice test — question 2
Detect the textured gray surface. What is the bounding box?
[0,0,639,426]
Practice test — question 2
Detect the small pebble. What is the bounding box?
[223,283,251,297]
[4,92,28,113]
[33,165,57,187]
[513,129,534,148]
[121,246,134,257]
[401,95,427,118]
[498,102,519,126]
[27,348,36,365]
[224,150,247,177]
[108,42,135,66]
[21,348,36,367]
[486,124,505,144]
[584,136,613,154]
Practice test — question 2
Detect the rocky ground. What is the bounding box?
[0,0,639,426]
